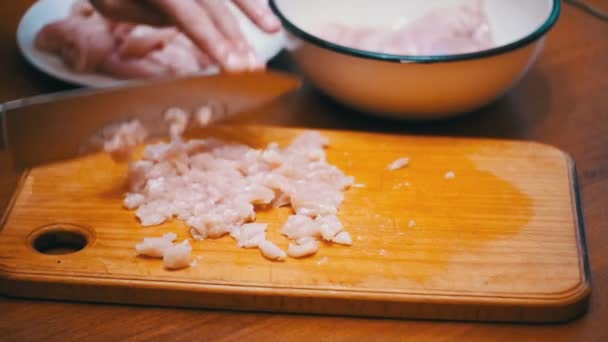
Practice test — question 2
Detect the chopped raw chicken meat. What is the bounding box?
[287,237,320,258]
[317,215,343,241]
[124,193,145,209]
[162,240,192,270]
[121,122,353,246]
[164,107,190,138]
[258,240,286,261]
[232,223,268,248]
[316,0,493,56]
[388,157,410,171]
[98,106,355,263]
[135,232,177,258]
[332,231,353,246]
[281,215,320,240]
[102,120,147,162]
[194,105,213,127]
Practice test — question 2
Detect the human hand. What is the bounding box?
[90,0,282,71]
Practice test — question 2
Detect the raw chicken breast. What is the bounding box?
[103,33,203,79]
[117,25,178,59]
[35,2,217,79]
[101,51,168,79]
[317,0,494,56]
[35,12,115,72]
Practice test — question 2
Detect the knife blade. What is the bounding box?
[0,71,301,170]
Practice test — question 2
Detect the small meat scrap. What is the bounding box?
[164,107,190,138]
[332,231,353,246]
[281,215,319,240]
[259,240,287,261]
[194,105,213,127]
[317,215,343,241]
[102,120,148,162]
[287,237,320,258]
[232,223,267,248]
[163,240,192,270]
[135,232,177,258]
[316,256,329,266]
[388,157,410,171]
[135,233,192,270]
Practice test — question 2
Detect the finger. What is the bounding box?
[197,0,249,53]
[89,0,168,26]
[152,0,233,68]
[233,0,281,33]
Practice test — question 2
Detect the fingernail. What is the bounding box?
[246,52,263,71]
[225,53,246,72]
[263,14,281,30]
[215,42,231,60]
[225,53,239,71]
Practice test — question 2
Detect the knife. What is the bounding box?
[0,71,301,170]
[0,71,301,225]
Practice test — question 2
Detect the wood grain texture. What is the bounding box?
[0,0,607,341]
[0,126,590,323]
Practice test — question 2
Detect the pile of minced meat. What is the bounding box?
[102,107,354,269]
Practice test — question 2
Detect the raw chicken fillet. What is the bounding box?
[35,0,262,79]
[317,0,494,56]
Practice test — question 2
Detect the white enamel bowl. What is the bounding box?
[270,0,560,119]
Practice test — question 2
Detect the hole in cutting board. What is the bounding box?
[29,223,93,255]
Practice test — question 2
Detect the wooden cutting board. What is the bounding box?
[0,126,590,323]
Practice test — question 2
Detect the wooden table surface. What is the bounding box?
[1,1,607,340]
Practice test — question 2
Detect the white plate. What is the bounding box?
[17,0,286,88]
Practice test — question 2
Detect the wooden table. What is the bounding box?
[1,1,607,340]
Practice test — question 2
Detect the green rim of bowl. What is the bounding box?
[269,0,561,64]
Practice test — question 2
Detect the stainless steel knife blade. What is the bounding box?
[0,71,301,170]
[0,71,300,226]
